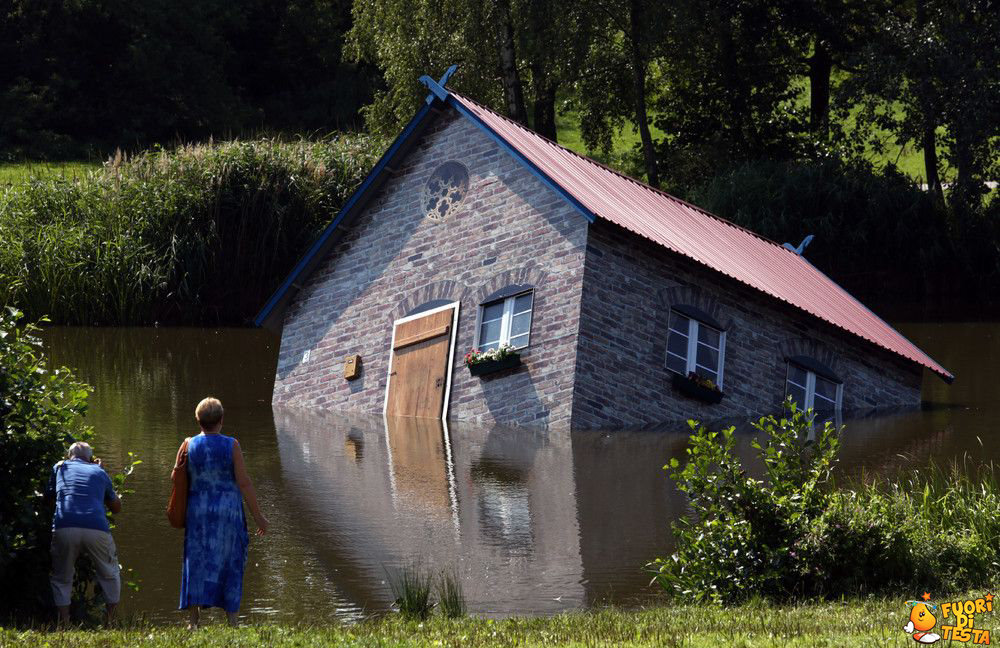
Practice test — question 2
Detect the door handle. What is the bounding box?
[389,371,398,376]
[435,377,444,388]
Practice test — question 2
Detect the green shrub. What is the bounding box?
[0,308,140,623]
[0,308,92,618]
[646,400,840,603]
[649,400,1000,604]
[0,135,384,325]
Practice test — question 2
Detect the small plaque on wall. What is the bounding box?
[344,354,362,380]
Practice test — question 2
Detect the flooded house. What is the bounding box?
[255,68,953,429]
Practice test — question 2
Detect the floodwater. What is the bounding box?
[39,322,995,623]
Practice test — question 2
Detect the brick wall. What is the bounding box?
[571,220,923,428]
[273,108,588,427]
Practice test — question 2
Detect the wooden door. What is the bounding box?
[385,304,457,418]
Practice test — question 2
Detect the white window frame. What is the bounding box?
[785,362,843,413]
[665,310,726,389]
[475,290,533,351]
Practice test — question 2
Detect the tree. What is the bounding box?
[650,0,806,189]
[845,0,1000,205]
[347,0,503,136]
[779,0,891,138]
[571,0,665,186]
[347,0,590,141]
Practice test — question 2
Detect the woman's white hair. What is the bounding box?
[68,441,93,460]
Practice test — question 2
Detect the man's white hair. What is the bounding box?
[68,442,93,460]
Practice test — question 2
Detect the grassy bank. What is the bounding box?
[0,136,382,325]
[0,599,970,647]
[0,162,99,185]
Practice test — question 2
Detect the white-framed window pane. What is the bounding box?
[666,330,689,358]
[510,311,531,338]
[666,352,687,375]
[478,290,534,350]
[814,375,838,402]
[696,343,719,372]
[786,382,807,408]
[479,318,502,349]
[481,301,504,323]
[668,312,690,335]
[509,333,529,349]
[513,292,533,313]
[813,393,836,412]
[787,364,808,388]
[697,325,720,349]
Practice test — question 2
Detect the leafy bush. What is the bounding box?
[646,400,840,603]
[0,308,139,623]
[649,400,1000,604]
[0,135,384,325]
[0,308,91,618]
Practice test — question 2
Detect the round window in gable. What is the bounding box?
[423,161,469,221]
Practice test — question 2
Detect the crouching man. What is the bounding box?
[45,442,122,626]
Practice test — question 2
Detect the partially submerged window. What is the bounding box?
[785,356,843,413]
[477,289,534,351]
[665,306,726,388]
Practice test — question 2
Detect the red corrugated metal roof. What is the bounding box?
[449,91,953,382]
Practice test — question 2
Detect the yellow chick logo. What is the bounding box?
[905,596,942,644]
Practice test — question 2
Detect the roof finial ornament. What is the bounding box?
[782,234,814,256]
[419,65,459,104]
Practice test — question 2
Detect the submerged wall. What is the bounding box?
[571,220,924,428]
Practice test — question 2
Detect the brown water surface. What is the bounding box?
[40,322,993,623]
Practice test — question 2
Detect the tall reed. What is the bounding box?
[0,135,383,325]
[436,570,466,618]
[389,566,434,620]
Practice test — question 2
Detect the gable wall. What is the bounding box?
[571,221,923,428]
[273,108,588,427]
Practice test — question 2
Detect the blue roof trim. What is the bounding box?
[445,95,597,224]
[253,101,435,327]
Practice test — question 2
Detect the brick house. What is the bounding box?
[255,70,953,429]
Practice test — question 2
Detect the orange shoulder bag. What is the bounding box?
[166,438,190,529]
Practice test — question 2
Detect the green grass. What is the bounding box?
[1,598,982,647]
[555,108,667,167]
[0,162,100,185]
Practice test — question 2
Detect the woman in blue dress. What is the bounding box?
[174,397,268,628]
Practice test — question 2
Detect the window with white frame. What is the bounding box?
[785,361,843,412]
[665,308,726,387]
[477,291,533,351]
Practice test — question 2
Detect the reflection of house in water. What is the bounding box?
[273,407,588,615]
[271,402,968,614]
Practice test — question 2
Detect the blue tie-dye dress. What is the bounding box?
[179,433,249,613]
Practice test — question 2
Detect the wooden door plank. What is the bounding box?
[392,324,450,351]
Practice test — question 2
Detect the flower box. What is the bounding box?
[468,354,521,377]
[671,372,724,404]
